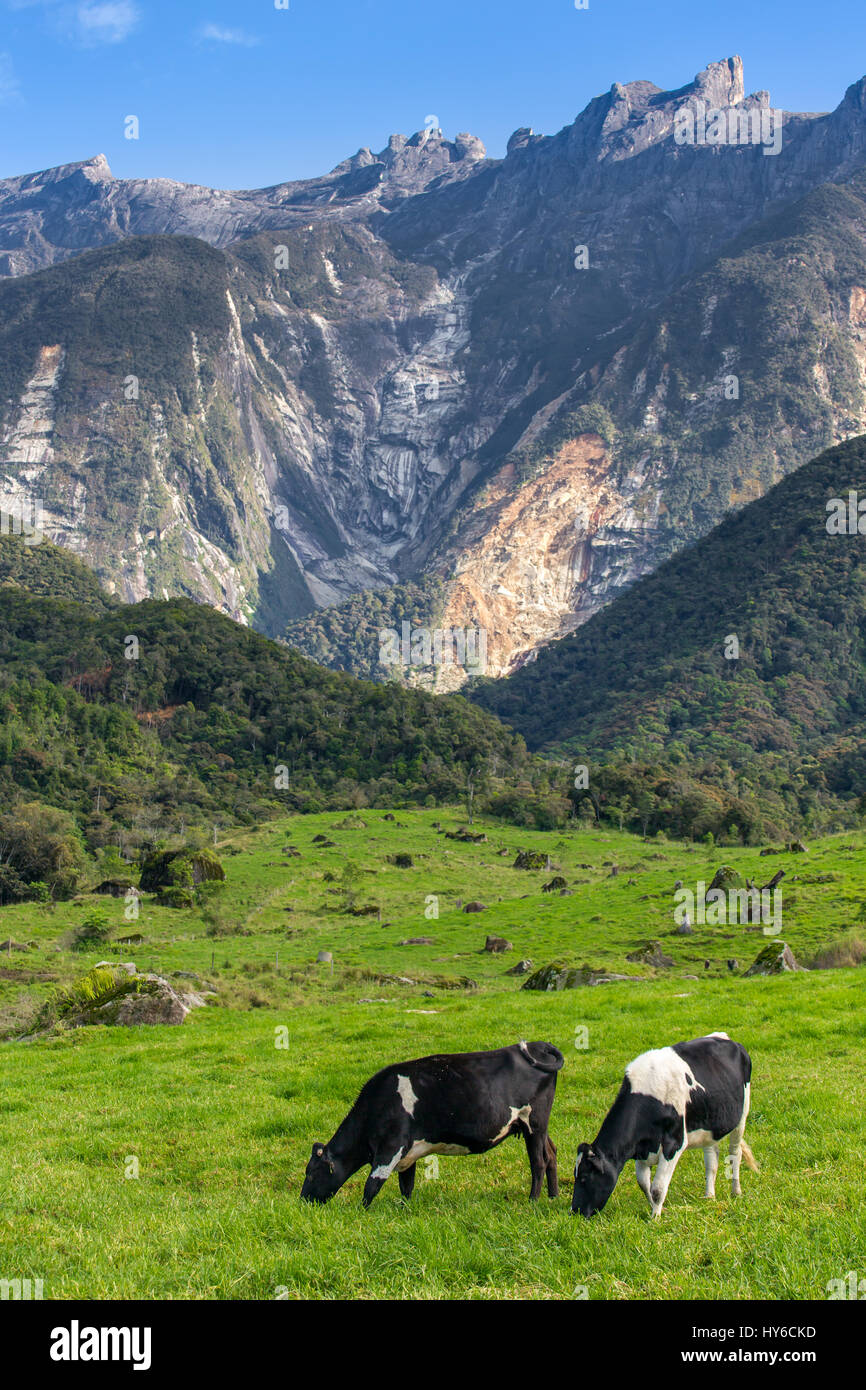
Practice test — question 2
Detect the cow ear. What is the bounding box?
[312,1143,325,1158]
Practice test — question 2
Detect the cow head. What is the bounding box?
[300,1142,346,1203]
[571,1143,619,1217]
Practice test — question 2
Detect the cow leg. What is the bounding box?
[728,1084,752,1197]
[650,1145,685,1217]
[544,1135,559,1198]
[635,1159,653,1208]
[398,1163,417,1201]
[524,1129,547,1201]
[362,1145,405,1207]
[703,1144,719,1199]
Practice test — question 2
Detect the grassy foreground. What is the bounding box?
[1,809,864,1299]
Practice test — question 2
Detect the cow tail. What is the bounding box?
[740,1140,759,1173]
[521,1041,565,1072]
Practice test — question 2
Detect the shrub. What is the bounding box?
[68,909,113,953]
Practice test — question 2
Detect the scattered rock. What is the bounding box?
[789,840,808,853]
[727,959,739,971]
[139,848,225,892]
[93,879,136,898]
[674,879,683,890]
[675,921,694,936]
[445,827,488,842]
[0,939,31,952]
[522,962,638,990]
[626,941,674,968]
[462,901,487,913]
[542,876,567,893]
[744,942,805,976]
[399,937,434,946]
[513,850,549,870]
[388,853,414,868]
[708,865,745,893]
[505,959,533,975]
[484,936,513,954]
[39,965,208,1030]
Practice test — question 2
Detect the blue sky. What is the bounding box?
[1,0,865,188]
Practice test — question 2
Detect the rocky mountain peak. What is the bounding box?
[686,55,745,108]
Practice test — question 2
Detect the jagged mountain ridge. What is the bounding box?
[4,58,866,671]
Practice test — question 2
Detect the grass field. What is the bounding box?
[1,809,864,1299]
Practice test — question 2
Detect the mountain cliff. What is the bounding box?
[470,433,866,833]
[4,59,866,673]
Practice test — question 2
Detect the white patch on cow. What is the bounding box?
[518,1040,532,1058]
[371,1148,404,1181]
[685,1127,715,1150]
[705,1031,730,1040]
[397,1074,418,1117]
[397,1140,471,1170]
[489,1103,532,1145]
[626,1046,705,1113]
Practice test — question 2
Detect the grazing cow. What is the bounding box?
[301,1040,564,1207]
[571,1032,756,1219]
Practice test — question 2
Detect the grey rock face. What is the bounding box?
[3,59,866,672]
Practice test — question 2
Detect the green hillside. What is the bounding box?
[471,434,866,837]
[0,536,530,893]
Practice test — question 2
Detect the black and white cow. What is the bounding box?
[571,1032,756,1218]
[301,1040,564,1207]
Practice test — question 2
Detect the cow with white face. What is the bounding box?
[571,1032,757,1219]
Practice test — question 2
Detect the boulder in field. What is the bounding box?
[94,879,136,898]
[626,940,675,968]
[513,850,549,870]
[707,865,745,893]
[388,853,414,868]
[399,937,434,946]
[463,901,487,913]
[744,942,805,976]
[484,936,513,954]
[139,848,225,896]
[33,964,206,1032]
[505,959,534,975]
[542,876,567,893]
[522,962,637,991]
